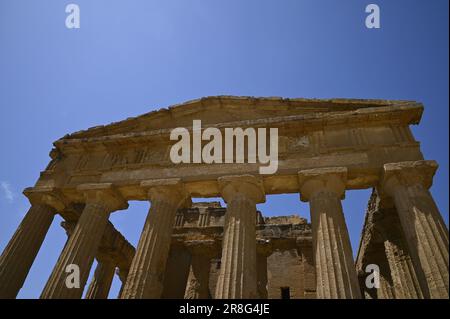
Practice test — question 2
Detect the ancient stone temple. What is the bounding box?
[0,96,448,299]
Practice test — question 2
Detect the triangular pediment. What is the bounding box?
[61,96,420,141]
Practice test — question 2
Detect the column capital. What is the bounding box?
[77,183,128,212]
[218,174,265,204]
[141,178,191,208]
[380,160,438,196]
[298,167,347,202]
[23,186,66,211]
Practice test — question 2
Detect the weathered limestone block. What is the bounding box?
[40,183,127,299]
[121,178,189,299]
[215,175,265,299]
[298,167,361,299]
[381,160,449,298]
[85,258,116,299]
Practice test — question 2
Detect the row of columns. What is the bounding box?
[84,258,116,299]
[40,184,129,298]
[0,160,447,299]
[357,190,424,299]
[380,161,449,298]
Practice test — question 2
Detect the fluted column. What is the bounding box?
[85,258,116,299]
[184,240,218,299]
[161,245,191,298]
[0,204,55,298]
[378,271,395,299]
[375,196,424,299]
[121,178,189,299]
[366,246,395,299]
[381,160,449,298]
[298,167,361,299]
[40,183,127,299]
[215,175,265,299]
[0,187,67,299]
[116,268,128,299]
[256,240,272,299]
[384,238,423,298]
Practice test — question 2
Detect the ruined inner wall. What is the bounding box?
[167,203,315,299]
[267,250,304,299]
[264,216,316,299]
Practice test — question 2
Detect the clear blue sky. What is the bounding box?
[0,0,448,299]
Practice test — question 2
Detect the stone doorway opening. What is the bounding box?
[280,287,291,299]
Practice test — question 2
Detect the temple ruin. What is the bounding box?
[0,96,448,299]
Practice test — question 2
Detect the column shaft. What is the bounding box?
[185,254,212,299]
[391,184,449,298]
[215,195,258,299]
[85,259,116,299]
[0,205,55,298]
[310,191,361,299]
[162,246,191,299]
[378,275,395,299]
[40,202,111,298]
[121,199,178,298]
[384,238,423,298]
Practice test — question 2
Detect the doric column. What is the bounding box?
[40,183,127,299]
[384,238,423,299]
[85,258,116,299]
[116,268,128,299]
[376,197,424,299]
[256,239,272,299]
[380,160,449,298]
[184,240,218,299]
[298,167,361,299]
[378,275,395,299]
[121,178,189,299]
[0,187,65,298]
[215,175,265,299]
[161,244,191,299]
[361,244,396,299]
